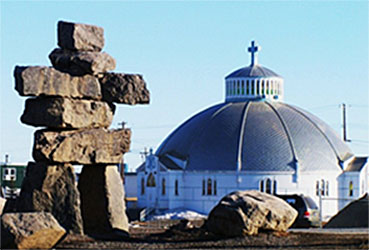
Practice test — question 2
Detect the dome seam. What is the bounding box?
[236,101,251,171]
[265,101,299,167]
[283,103,344,162]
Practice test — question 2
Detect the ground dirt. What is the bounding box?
[56,220,369,249]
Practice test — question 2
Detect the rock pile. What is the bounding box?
[9,20,149,240]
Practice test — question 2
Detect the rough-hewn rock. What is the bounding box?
[206,190,298,236]
[49,48,116,76]
[0,197,6,215]
[33,128,131,164]
[1,212,66,249]
[58,21,104,51]
[16,162,83,234]
[99,73,150,104]
[78,165,129,238]
[21,97,114,128]
[14,66,101,99]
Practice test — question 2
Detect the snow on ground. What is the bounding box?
[149,208,207,221]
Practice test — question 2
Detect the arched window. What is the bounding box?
[266,81,269,95]
[260,180,264,192]
[251,80,255,95]
[146,173,156,187]
[271,81,274,95]
[202,179,205,195]
[162,178,166,195]
[266,178,272,194]
[321,180,325,196]
[256,80,259,95]
[141,177,145,195]
[175,180,179,196]
[349,181,353,197]
[316,181,320,196]
[246,80,250,95]
[273,180,277,195]
[207,178,212,195]
[241,80,245,95]
[214,180,217,196]
[325,181,329,196]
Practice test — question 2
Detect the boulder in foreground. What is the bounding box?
[49,48,116,76]
[324,193,368,228]
[14,66,101,99]
[58,20,104,51]
[99,73,150,105]
[1,212,66,249]
[21,97,114,129]
[206,190,298,236]
[78,165,129,238]
[33,128,131,164]
[16,162,83,234]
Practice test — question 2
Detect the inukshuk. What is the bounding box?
[14,21,150,237]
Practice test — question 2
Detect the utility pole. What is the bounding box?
[341,103,351,142]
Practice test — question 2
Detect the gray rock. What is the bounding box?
[99,72,150,105]
[16,162,83,234]
[21,97,114,129]
[1,212,66,249]
[33,128,131,164]
[206,190,298,236]
[49,48,116,76]
[58,20,104,51]
[78,165,129,237]
[0,197,6,215]
[14,66,102,99]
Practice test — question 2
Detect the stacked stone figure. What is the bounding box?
[13,21,150,237]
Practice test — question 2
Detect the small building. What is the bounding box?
[137,41,368,218]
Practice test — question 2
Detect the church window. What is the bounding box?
[162,178,166,195]
[321,180,325,195]
[256,80,259,95]
[349,181,353,197]
[273,180,277,194]
[207,178,212,195]
[270,81,274,95]
[202,179,205,195]
[147,173,156,187]
[266,81,269,95]
[266,178,272,194]
[241,80,245,95]
[261,80,265,95]
[316,181,319,196]
[251,80,255,95]
[141,177,145,195]
[325,181,329,196]
[175,180,179,196]
[214,180,217,195]
[260,180,264,192]
[246,80,250,95]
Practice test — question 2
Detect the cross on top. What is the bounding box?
[248,40,260,66]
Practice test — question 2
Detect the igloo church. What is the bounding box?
[137,41,368,218]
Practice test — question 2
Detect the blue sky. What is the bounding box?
[1,1,368,170]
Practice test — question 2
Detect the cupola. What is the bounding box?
[225,41,284,102]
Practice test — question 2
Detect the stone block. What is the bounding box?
[1,212,66,249]
[58,20,104,51]
[78,165,129,237]
[99,73,150,105]
[16,162,83,234]
[14,66,102,99]
[21,97,114,128]
[33,128,131,164]
[206,190,298,236]
[49,48,116,76]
